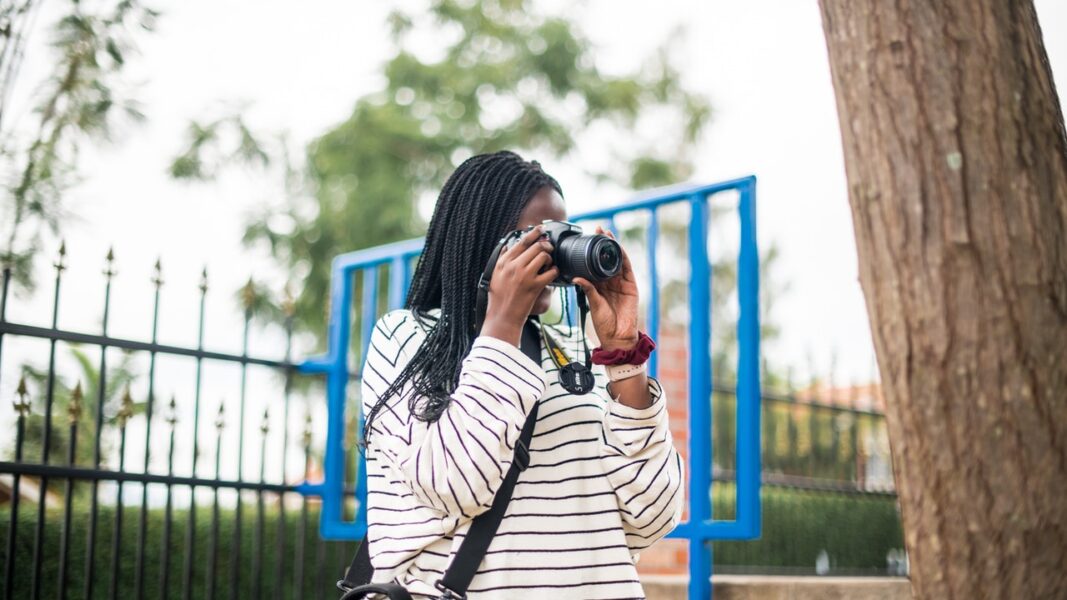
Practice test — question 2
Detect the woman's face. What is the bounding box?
[516,185,568,315]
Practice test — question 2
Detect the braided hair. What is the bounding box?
[363,150,562,441]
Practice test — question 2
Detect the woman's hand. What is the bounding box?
[481,225,558,346]
[573,227,651,409]
[572,226,640,351]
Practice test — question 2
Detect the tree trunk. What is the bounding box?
[817,1,1067,598]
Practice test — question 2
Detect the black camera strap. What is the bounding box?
[339,319,543,599]
[539,302,595,395]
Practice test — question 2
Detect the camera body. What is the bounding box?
[498,219,622,285]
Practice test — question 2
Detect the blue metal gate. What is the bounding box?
[297,176,762,598]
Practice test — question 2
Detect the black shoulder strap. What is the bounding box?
[340,318,543,597]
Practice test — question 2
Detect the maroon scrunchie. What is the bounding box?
[591,331,656,366]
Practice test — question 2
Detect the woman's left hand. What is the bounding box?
[572,226,640,351]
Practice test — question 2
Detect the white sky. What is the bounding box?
[3,1,1066,484]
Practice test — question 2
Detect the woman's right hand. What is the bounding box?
[481,225,558,346]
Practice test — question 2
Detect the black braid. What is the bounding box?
[363,151,562,443]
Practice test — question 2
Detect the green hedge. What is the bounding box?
[0,493,356,599]
[711,483,904,573]
[1,485,903,598]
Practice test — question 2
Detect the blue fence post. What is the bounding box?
[687,192,713,599]
[736,177,762,538]
[318,258,355,538]
[388,256,407,310]
[646,208,660,379]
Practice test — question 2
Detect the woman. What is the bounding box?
[359,151,683,599]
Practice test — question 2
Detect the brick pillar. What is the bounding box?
[637,324,690,576]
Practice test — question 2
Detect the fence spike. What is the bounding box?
[199,266,209,292]
[215,402,226,430]
[104,246,117,278]
[54,240,68,271]
[13,375,30,416]
[302,412,312,448]
[260,408,270,434]
[117,385,134,428]
[282,282,295,317]
[167,394,178,426]
[68,381,84,424]
[242,276,256,311]
[152,257,164,287]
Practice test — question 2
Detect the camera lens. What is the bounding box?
[557,234,622,282]
[595,239,621,275]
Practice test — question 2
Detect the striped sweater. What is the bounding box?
[360,308,684,599]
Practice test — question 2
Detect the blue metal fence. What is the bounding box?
[297,176,761,598]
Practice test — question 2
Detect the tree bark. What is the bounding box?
[817,1,1067,598]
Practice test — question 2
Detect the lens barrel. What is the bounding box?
[556,234,622,282]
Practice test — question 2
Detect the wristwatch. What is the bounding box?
[605,361,647,382]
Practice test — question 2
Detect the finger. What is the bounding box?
[498,226,543,266]
[572,276,606,307]
[514,236,553,267]
[515,225,545,249]
[594,224,616,240]
[620,243,635,278]
[524,251,553,276]
[533,266,559,287]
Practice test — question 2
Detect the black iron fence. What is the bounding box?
[0,245,903,599]
[0,248,357,599]
[707,382,903,576]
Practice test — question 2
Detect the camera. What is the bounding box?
[497,219,622,285]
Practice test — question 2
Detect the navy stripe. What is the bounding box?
[468,580,641,593]
[532,419,603,438]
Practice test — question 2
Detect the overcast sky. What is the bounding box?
[3,1,1066,481]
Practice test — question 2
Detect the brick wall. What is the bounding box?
[636,324,690,576]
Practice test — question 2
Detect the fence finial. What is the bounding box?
[260,408,270,434]
[242,276,255,312]
[166,394,178,426]
[117,385,134,428]
[55,240,67,272]
[282,282,295,317]
[302,412,313,448]
[104,246,117,278]
[215,402,226,430]
[68,381,84,424]
[13,375,30,417]
[152,257,164,287]
[199,266,209,292]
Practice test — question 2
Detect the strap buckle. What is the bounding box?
[514,439,530,472]
[434,580,467,600]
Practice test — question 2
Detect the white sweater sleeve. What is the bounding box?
[360,310,546,522]
[599,376,685,554]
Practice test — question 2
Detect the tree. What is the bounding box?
[818,1,1067,597]
[0,0,157,294]
[171,0,710,347]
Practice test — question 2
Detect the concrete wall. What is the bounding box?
[641,575,912,600]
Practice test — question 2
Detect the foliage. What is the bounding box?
[712,483,904,573]
[0,501,355,599]
[170,0,711,349]
[0,0,157,295]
